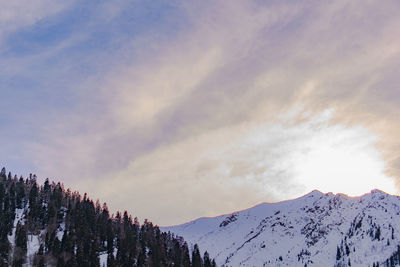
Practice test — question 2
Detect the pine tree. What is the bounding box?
[192,244,202,267]
[15,222,27,252]
[375,227,381,240]
[13,222,27,267]
[15,177,25,209]
[203,251,212,267]
[336,246,341,261]
[182,242,191,267]
[0,168,6,178]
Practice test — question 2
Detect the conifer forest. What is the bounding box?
[0,168,216,267]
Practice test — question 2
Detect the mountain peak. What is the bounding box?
[370,188,389,195]
[304,189,325,198]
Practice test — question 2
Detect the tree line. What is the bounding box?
[0,167,216,267]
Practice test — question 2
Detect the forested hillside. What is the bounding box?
[0,167,215,267]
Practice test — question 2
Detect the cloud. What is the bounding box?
[71,109,394,225]
[0,0,73,42]
[3,0,400,225]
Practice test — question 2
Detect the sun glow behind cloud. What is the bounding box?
[232,109,396,198]
[289,113,395,196]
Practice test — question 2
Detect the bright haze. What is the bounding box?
[1,0,400,226]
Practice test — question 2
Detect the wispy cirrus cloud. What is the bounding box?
[1,0,400,225]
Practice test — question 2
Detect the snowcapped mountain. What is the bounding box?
[163,190,400,267]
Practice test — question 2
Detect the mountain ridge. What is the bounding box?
[163,189,400,267]
[164,189,391,228]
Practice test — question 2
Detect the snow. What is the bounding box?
[7,207,41,265]
[8,208,25,262]
[163,190,400,266]
[26,234,41,265]
[7,207,43,266]
[113,244,118,258]
[56,222,65,240]
[27,234,40,256]
[8,208,25,246]
[99,252,107,267]
[99,247,118,267]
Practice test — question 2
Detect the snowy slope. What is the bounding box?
[7,207,42,265]
[163,190,400,267]
[7,206,66,266]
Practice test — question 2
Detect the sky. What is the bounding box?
[1,0,400,226]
